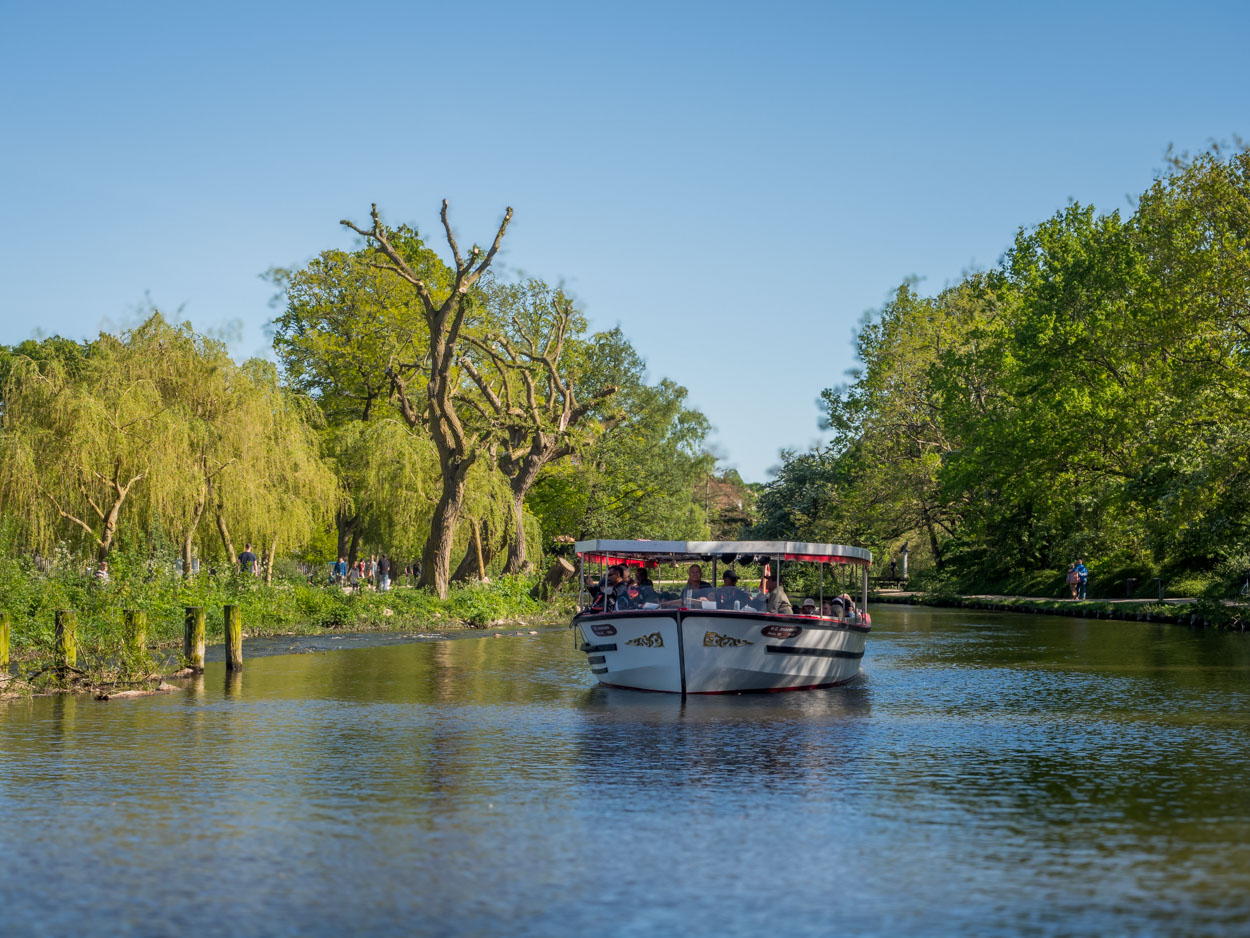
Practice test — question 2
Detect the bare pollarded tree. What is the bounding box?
[458,281,618,574]
[341,201,511,599]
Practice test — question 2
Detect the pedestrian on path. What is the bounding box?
[1066,563,1079,600]
[1076,559,1088,600]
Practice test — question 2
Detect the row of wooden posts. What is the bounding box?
[0,606,244,673]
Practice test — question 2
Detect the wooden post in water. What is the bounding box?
[125,609,147,655]
[224,604,243,672]
[0,610,10,670]
[184,606,206,671]
[55,610,77,668]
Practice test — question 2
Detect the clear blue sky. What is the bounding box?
[2,0,1247,481]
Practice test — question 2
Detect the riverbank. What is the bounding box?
[1,615,568,701]
[870,590,1246,630]
[0,565,572,697]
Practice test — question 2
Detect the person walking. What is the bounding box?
[1066,563,1080,600]
[238,543,258,575]
[1075,559,1089,600]
[378,554,390,593]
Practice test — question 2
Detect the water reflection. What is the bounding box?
[574,682,873,793]
[1,616,1250,936]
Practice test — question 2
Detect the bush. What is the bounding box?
[0,547,555,668]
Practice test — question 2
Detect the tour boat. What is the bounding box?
[573,539,872,694]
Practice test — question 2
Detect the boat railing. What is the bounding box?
[576,594,866,624]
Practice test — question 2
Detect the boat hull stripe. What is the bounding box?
[765,645,864,660]
[580,642,618,653]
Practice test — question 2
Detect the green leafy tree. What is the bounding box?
[528,330,712,541]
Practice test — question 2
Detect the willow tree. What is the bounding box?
[341,201,511,598]
[326,416,441,565]
[460,279,618,573]
[206,359,338,579]
[0,320,187,562]
[126,315,245,578]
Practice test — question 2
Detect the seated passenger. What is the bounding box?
[821,599,835,617]
[839,592,857,614]
[682,564,712,594]
[714,569,752,609]
[661,563,714,607]
[763,574,793,615]
[800,598,817,615]
[630,570,660,605]
[632,568,660,605]
[602,565,628,610]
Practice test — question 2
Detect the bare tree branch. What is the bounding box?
[441,199,465,270]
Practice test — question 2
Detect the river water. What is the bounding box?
[3,605,1250,936]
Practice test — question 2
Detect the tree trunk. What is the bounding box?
[530,557,574,601]
[96,493,127,564]
[264,541,277,585]
[335,509,357,563]
[472,517,486,580]
[502,451,550,575]
[215,502,236,565]
[452,513,504,583]
[181,482,208,580]
[450,541,476,583]
[503,490,530,575]
[420,457,473,599]
[347,529,361,568]
[922,505,944,571]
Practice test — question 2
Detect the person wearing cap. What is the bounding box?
[714,569,752,610]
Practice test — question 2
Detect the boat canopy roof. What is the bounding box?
[574,539,872,566]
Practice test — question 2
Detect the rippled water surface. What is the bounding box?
[4,606,1250,936]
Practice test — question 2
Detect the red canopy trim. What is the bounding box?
[581,552,865,566]
[783,553,868,564]
[582,554,657,567]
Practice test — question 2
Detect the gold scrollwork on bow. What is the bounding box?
[703,630,753,647]
[626,632,664,648]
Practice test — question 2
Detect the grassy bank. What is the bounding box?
[0,551,568,693]
[870,591,1246,631]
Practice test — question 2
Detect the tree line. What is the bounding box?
[755,143,1250,595]
[0,201,732,598]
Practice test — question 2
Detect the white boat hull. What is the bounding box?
[575,609,868,694]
